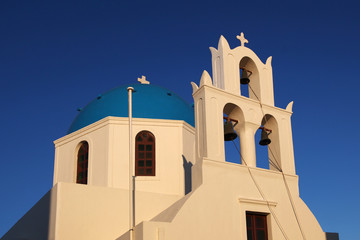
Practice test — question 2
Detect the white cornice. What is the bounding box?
[195,84,293,115]
[238,197,277,207]
[54,117,195,147]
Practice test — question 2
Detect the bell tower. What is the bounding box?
[191,33,296,181]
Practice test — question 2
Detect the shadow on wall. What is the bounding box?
[116,230,130,240]
[182,155,192,195]
[1,189,53,240]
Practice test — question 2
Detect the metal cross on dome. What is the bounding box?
[138,75,150,84]
[236,32,248,47]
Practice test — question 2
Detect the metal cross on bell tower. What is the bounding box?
[236,32,248,47]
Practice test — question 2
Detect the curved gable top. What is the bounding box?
[210,35,275,105]
[68,84,195,133]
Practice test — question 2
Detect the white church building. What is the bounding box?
[2,34,339,240]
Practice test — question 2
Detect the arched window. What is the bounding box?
[135,131,155,176]
[76,141,88,184]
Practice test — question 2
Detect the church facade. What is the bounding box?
[2,34,338,240]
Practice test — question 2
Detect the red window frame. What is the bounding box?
[76,141,88,184]
[135,131,155,176]
[246,212,268,240]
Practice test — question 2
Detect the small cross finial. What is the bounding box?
[236,32,248,47]
[137,75,150,84]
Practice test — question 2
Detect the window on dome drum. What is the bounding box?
[246,212,268,240]
[135,131,155,176]
[76,141,88,184]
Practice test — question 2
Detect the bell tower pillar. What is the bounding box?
[192,71,226,163]
[239,122,258,167]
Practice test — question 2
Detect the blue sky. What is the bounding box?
[0,0,359,239]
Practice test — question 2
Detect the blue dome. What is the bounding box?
[68,83,195,133]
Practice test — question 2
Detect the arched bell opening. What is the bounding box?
[255,128,269,169]
[255,114,281,171]
[262,114,281,171]
[239,57,260,101]
[223,103,244,164]
[239,67,250,98]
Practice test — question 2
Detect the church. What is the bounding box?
[2,33,339,240]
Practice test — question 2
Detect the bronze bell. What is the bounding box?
[240,69,250,85]
[224,121,237,141]
[259,129,271,146]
